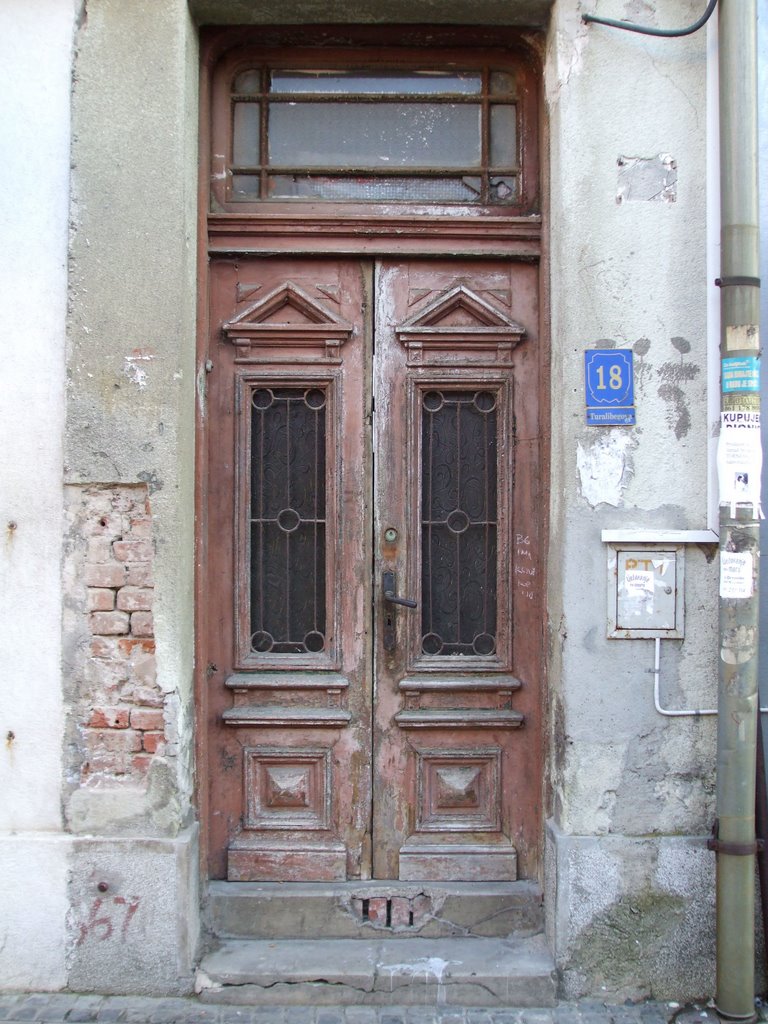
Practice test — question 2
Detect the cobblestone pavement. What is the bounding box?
[0,995,701,1024]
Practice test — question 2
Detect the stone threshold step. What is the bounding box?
[196,935,556,1008]
[207,879,544,940]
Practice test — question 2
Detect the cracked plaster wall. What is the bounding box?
[545,0,719,999]
[66,0,199,835]
[547,0,713,837]
[60,0,201,994]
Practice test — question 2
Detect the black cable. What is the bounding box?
[582,0,718,38]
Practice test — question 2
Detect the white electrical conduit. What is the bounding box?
[652,637,768,717]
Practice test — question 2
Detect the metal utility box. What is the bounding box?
[606,544,684,639]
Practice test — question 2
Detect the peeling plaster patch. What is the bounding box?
[616,154,677,204]
[137,471,163,494]
[123,349,155,390]
[577,432,636,508]
[544,3,590,104]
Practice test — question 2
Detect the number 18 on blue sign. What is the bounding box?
[585,349,635,426]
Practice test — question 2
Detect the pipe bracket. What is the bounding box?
[715,276,761,289]
[707,820,764,856]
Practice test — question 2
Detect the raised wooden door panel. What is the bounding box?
[372,260,542,881]
[205,256,372,880]
[203,255,542,882]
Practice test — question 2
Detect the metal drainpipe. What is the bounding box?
[715,0,761,1018]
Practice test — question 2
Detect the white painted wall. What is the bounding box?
[0,0,74,988]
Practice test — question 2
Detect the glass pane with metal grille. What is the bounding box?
[228,66,519,204]
[421,390,498,657]
[250,386,327,655]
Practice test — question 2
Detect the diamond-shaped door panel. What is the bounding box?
[244,747,331,830]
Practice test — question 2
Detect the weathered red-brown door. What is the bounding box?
[203,255,542,882]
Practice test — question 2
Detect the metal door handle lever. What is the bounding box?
[382,571,417,608]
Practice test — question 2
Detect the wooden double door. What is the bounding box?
[203,255,542,882]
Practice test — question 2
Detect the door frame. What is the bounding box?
[194,25,551,885]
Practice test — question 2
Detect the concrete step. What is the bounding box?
[196,935,557,1007]
[207,879,544,940]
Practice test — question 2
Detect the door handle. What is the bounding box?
[382,571,416,652]
[382,571,417,608]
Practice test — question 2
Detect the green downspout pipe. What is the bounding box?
[715,0,761,1018]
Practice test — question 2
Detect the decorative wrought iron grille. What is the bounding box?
[249,386,327,655]
[420,389,498,657]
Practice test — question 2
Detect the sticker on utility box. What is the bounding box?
[585,349,635,425]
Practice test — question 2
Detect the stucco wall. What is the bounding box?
[0,0,74,990]
[66,0,199,837]
[0,0,744,1000]
[545,0,718,999]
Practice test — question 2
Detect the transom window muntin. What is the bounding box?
[227,65,520,206]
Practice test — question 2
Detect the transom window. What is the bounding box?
[221,64,521,206]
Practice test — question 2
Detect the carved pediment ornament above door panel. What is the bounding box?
[395,284,526,366]
[222,281,354,362]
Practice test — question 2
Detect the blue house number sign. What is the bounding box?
[584,349,636,426]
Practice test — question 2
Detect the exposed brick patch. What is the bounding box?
[67,485,170,786]
[87,588,115,611]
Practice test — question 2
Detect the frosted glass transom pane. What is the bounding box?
[233,103,260,166]
[268,175,483,201]
[490,105,517,168]
[234,70,261,93]
[271,70,482,95]
[269,102,481,169]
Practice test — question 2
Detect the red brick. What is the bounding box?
[88,707,130,729]
[126,563,154,586]
[141,731,165,754]
[86,537,113,563]
[90,636,121,659]
[131,686,164,708]
[87,588,115,611]
[84,656,129,690]
[131,754,154,774]
[116,586,153,612]
[130,612,154,637]
[128,517,152,538]
[367,898,388,925]
[90,511,123,535]
[118,637,155,655]
[82,753,129,777]
[389,897,411,928]
[113,539,153,563]
[130,708,164,731]
[85,728,142,754]
[89,610,130,636]
[131,651,157,687]
[85,563,127,588]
